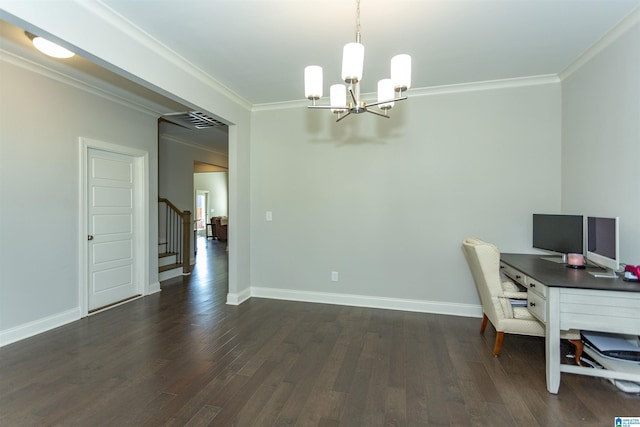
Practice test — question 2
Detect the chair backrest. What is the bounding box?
[462,238,509,322]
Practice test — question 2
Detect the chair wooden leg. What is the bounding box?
[569,339,584,366]
[480,314,488,334]
[493,332,504,357]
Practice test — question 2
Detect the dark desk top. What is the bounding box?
[501,253,640,293]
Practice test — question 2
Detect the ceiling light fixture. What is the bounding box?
[25,31,75,59]
[304,0,411,122]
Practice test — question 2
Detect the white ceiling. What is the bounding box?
[2,1,639,151]
[98,0,640,105]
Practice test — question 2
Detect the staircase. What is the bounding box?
[158,243,183,281]
[158,198,192,281]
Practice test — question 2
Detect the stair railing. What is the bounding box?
[158,198,191,274]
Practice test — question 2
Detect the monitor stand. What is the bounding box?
[588,268,618,279]
[540,254,566,264]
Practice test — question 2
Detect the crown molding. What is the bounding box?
[559,5,640,81]
[252,98,309,112]
[252,74,561,112]
[1,49,165,118]
[85,0,253,112]
[410,75,560,97]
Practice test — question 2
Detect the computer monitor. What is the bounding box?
[532,214,584,263]
[586,216,619,278]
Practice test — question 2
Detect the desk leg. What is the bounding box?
[545,287,561,393]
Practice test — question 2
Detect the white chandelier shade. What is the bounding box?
[330,84,347,113]
[303,0,411,122]
[391,54,412,92]
[377,79,395,110]
[341,42,365,84]
[304,65,323,100]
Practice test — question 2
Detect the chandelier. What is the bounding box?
[304,0,411,122]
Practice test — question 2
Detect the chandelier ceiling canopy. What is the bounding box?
[304,0,412,122]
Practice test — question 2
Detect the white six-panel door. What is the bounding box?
[87,148,139,311]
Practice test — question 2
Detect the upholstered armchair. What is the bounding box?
[213,216,228,241]
[206,217,215,239]
[462,237,583,362]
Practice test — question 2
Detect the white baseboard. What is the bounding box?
[249,287,483,318]
[0,307,81,348]
[1,288,481,348]
[226,287,251,305]
[159,266,183,282]
[148,281,161,294]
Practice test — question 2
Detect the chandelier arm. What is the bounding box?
[366,109,391,118]
[366,96,408,108]
[336,111,352,122]
[308,105,340,110]
[348,88,358,105]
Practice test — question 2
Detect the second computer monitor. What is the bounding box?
[586,216,619,278]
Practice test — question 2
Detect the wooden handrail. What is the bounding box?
[159,197,182,215]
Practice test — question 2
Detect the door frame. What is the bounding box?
[195,189,209,230]
[78,137,149,317]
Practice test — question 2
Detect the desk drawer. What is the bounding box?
[528,291,546,323]
[527,279,547,298]
[500,263,527,286]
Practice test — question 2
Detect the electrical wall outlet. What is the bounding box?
[331,271,339,282]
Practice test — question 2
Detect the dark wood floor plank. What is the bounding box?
[273,317,344,425]
[383,386,407,427]
[250,381,296,427]
[204,360,277,426]
[182,404,221,427]
[1,237,637,427]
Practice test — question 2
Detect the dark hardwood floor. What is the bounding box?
[1,237,637,426]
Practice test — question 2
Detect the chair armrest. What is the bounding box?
[504,290,528,299]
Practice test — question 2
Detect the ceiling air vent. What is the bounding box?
[162,111,225,129]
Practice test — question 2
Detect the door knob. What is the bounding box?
[88,235,94,241]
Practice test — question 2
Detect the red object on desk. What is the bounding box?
[625,265,640,278]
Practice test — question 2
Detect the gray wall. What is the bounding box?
[561,21,640,265]
[0,56,159,341]
[194,172,229,219]
[250,82,562,313]
[158,136,228,214]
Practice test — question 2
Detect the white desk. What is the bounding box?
[500,253,640,394]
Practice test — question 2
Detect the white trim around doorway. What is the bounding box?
[78,137,150,317]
